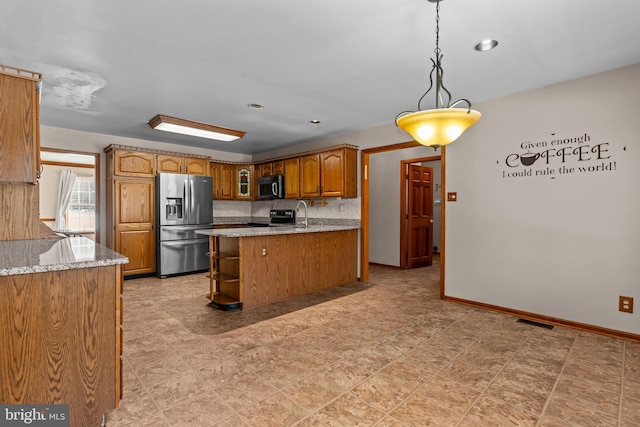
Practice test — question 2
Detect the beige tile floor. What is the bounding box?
[106,261,640,426]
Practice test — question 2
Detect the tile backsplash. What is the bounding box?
[213,197,361,221]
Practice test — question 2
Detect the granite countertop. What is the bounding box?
[0,236,128,276]
[197,223,359,238]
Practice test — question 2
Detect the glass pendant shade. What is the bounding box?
[396,108,481,148]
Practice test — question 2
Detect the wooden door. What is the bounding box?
[156,154,183,173]
[283,158,300,199]
[320,149,344,197]
[299,154,320,198]
[407,165,433,268]
[115,179,155,275]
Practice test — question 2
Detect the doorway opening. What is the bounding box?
[360,141,447,297]
[39,147,100,242]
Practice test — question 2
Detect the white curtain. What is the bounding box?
[54,170,77,231]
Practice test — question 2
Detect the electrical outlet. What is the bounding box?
[619,296,634,313]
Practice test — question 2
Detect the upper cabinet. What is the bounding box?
[0,66,42,184]
[210,161,235,200]
[111,150,155,177]
[235,165,254,200]
[299,154,321,198]
[320,148,357,198]
[295,147,357,198]
[156,154,181,174]
[185,157,209,176]
[157,155,209,175]
[283,158,300,199]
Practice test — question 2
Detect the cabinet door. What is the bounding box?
[272,160,284,175]
[113,151,155,177]
[320,149,344,197]
[257,163,272,178]
[283,158,300,199]
[156,154,183,174]
[0,72,40,183]
[219,164,235,200]
[185,157,209,175]
[299,154,321,198]
[115,179,155,275]
[210,162,221,199]
[236,165,253,200]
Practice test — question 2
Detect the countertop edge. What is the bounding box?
[196,224,360,238]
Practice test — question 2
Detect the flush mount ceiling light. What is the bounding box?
[148,114,245,142]
[396,0,481,148]
[474,39,498,52]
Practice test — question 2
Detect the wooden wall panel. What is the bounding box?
[0,182,39,240]
[0,266,117,427]
[238,230,357,309]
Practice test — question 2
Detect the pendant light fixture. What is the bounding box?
[396,0,480,148]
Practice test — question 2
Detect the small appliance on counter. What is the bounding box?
[156,173,213,278]
[257,174,285,199]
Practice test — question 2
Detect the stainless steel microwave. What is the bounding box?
[257,174,285,199]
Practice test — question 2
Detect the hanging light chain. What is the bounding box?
[434,0,441,57]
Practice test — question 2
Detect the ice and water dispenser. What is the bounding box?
[165,197,184,221]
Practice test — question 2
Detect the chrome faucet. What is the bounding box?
[295,200,308,228]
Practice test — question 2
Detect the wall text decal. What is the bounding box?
[500,132,617,179]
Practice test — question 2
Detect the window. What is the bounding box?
[66,176,95,231]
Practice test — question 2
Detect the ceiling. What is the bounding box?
[3,0,640,155]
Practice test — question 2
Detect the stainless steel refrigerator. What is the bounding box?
[156,173,213,278]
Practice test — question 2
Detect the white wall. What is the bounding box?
[445,63,640,334]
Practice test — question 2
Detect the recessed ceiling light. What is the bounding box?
[148,114,245,142]
[474,39,498,52]
[247,103,264,110]
[308,120,321,125]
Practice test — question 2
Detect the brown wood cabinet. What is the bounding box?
[156,154,182,173]
[0,264,123,426]
[0,66,42,241]
[110,178,155,276]
[185,157,209,175]
[0,66,41,184]
[157,155,209,175]
[297,148,357,199]
[112,150,155,177]
[210,162,235,200]
[299,154,321,198]
[320,148,357,197]
[283,158,300,199]
[207,229,357,310]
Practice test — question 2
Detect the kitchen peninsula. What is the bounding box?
[0,236,128,427]
[197,224,359,310]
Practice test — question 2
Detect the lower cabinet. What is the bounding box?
[0,265,122,426]
[207,230,357,310]
[107,178,155,276]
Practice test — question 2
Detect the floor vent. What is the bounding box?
[517,318,554,329]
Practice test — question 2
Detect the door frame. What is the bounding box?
[360,141,447,298]
[40,147,101,242]
[400,157,440,269]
